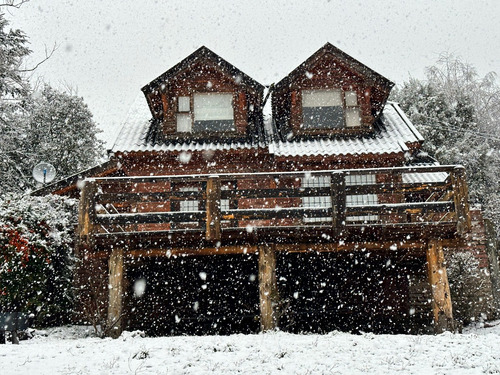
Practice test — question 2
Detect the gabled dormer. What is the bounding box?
[272,43,394,140]
[142,46,265,142]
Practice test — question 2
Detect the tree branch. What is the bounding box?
[0,0,30,8]
[19,43,58,73]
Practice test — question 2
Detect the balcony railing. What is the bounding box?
[77,165,471,251]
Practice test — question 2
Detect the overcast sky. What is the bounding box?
[4,0,500,146]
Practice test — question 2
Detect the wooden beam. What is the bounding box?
[91,165,459,184]
[331,171,346,232]
[275,240,427,254]
[161,93,169,116]
[126,245,258,258]
[76,180,97,257]
[451,167,471,235]
[426,239,454,333]
[259,244,279,331]
[87,239,438,260]
[95,211,205,225]
[107,248,125,338]
[485,219,500,313]
[206,177,221,241]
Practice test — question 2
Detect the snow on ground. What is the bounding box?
[1,324,500,374]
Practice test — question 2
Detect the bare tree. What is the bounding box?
[0,1,30,8]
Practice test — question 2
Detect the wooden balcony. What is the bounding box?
[76,164,471,336]
[77,165,471,256]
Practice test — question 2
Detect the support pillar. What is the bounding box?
[76,180,97,257]
[258,244,279,331]
[107,247,124,338]
[485,219,500,315]
[426,239,454,333]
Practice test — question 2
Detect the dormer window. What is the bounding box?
[301,89,361,129]
[176,93,235,133]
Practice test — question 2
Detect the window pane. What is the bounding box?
[302,90,342,107]
[345,107,361,127]
[302,90,344,129]
[179,186,199,212]
[193,120,235,132]
[193,93,234,132]
[178,96,190,112]
[345,174,376,186]
[345,91,358,106]
[346,194,378,206]
[194,93,233,120]
[303,106,344,128]
[177,113,191,132]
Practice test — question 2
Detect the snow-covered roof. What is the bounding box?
[269,102,422,157]
[111,96,423,157]
[111,95,265,153]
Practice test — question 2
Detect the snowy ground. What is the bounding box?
[1,324,500,374]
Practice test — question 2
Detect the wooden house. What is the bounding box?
[44,44,495,337]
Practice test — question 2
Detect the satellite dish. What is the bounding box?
[33,162,57,184]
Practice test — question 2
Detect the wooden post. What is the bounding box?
[485,219,500,313]
[451,167,471,235]
[426,239,454,333]
[206,177,221,241]
[107,247,124,338]
[331,171,346,232]
[76,179,97,257]
[259,244,279,331]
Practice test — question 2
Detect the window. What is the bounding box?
[193,93,234,132]
[301,89,361,129]
[175,93,235,133]
[345,91,361,128]
[179,186,200,212]
[220,184,230,212]
[176,96,191,132]
[345,174,378,223]
[301,174,378,224]
[178,96,190,112]
[177,113,192,132]
[302,175,331,223]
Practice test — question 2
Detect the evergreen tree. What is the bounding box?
[0,13,104,193]
[0,12,32,192]
[25,85,104,182]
